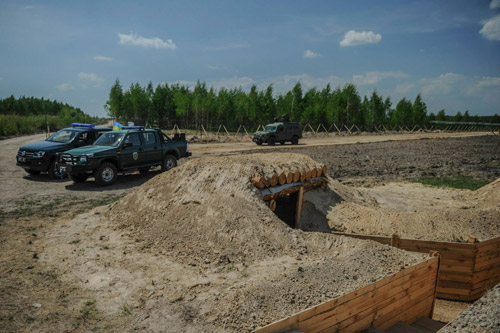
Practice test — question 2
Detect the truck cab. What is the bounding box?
[58,128,191,186]
[16,123,111,178]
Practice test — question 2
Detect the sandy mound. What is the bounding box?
[108,153,327,265]
[469,178,500,210]
[314,180,500,242]
[102,153,426,331]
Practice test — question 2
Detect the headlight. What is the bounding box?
[33,151,45,158]
[86,153,94,158]
[79,156,88,163]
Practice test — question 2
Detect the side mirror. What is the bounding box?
[122,142,133,148]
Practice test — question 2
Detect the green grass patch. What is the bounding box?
[415,175,490,190]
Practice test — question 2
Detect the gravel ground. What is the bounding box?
[440,283,500,332]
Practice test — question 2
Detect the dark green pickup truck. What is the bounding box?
[57,128,191,186]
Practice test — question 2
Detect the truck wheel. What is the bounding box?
[48,160,64,179]
[25,169,41,176]
[95,162,117,186]
[256,142,262,146]
[70,173,89,183]
[267,137,276,146]
[280,141,285,145]
[162,154,177,171]
[291,136,299,145]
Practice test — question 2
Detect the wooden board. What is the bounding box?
[332,233,500,302]
[255,257,439,333]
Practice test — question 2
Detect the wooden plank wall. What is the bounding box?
[332,232,500,301]
[471,237,500,300]
[255,256,439,333]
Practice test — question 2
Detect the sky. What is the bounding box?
[0,0,499,117]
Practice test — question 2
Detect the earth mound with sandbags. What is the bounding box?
[105,153,427,331]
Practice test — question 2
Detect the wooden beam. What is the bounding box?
[295,187,304,229]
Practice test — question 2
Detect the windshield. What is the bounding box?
[265,125,276,131]
[94,132,125,147]
[46,129,79,143]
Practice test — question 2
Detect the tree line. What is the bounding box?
[0,96,102,137]
[106,79,499,131]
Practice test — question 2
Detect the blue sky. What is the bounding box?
[1,0,499,117]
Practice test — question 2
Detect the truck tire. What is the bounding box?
[291,136,299,145]
[48,160,64,179]
[70,173,89,183]
[95,162,118,186]
[267,137,276,146]
[256,142,262,146]
[162,154,177,171]
[25,169,41,176]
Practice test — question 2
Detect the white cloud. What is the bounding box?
[476,76,500,88]
[118,33,176,49]
[78,72,104,83]
[340,30,381,47]
[304,50,319,59]
[56,83,73,92]
[24,5,34,9]
[93,55,114,61]
[419,73,463,95]
[467,76,500,94]
[479,15,500,40]
[491,0,500,9]
[352,71,408,86]
[394,83,416,94]
[304,50,319,58]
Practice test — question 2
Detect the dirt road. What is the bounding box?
[190,131,494,156]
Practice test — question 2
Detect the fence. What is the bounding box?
[256,255,440,333]
[166,123,500,137]
[332,233,500,301]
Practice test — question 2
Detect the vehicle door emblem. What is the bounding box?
[133,152,138,160]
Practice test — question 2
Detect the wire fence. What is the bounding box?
[164,122,500,137]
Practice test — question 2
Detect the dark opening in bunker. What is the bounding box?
[273,192,298,228]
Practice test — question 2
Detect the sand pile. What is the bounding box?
[469,178,500,210]
[314,180,500,242]
[108,153,327,265]
[104,153,427,331]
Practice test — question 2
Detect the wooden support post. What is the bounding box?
[316,123,322,134]
[391,234,401,248]
[295,186,304,228]
[354,124,362,133]
[234,124,241,136]
[270,199,277,212]
[243,126,250,136]
[222,125,230,136]
[320,123,328,133]
[216,125,222,136]
[201,125,208,137]
[333,123,342,134]
[429,251,441,317]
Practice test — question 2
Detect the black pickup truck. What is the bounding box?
[57,128,191,186]
[16,123,111,178]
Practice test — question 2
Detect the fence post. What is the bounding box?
[391,234,401,248]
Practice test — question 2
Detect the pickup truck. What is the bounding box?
[16,123,112,178]
[57,128,191,186]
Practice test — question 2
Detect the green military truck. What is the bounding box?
[57,127,191,186]
[252,121,302,146]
